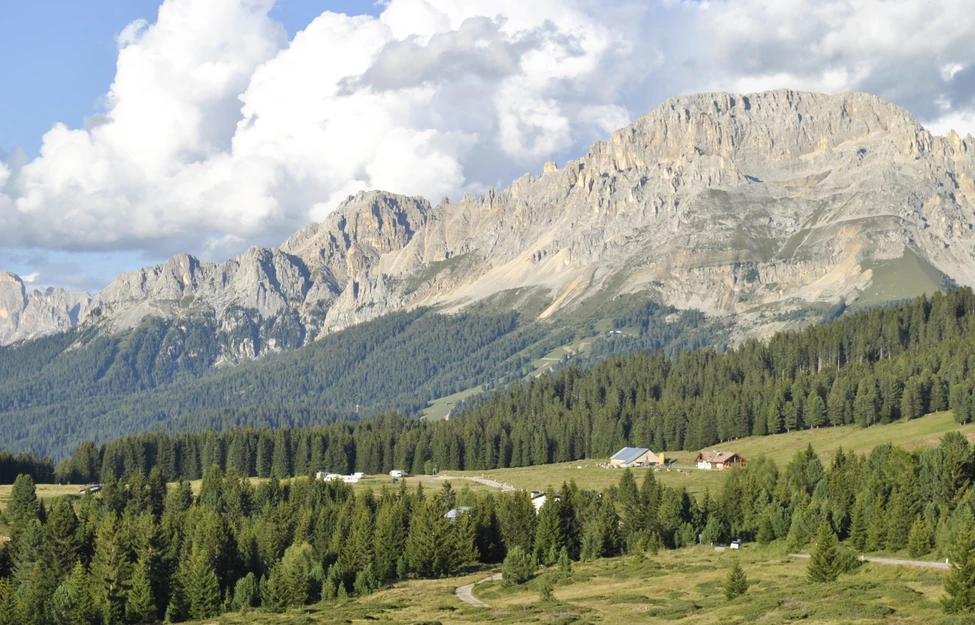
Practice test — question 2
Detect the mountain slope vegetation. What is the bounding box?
[57,288,975,484]
[0,293,718,460]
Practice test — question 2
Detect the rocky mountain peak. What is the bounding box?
[4,89,975,350]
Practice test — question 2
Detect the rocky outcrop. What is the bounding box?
[4,89,975,350]
[0,273,92,344]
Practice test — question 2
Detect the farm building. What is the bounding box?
[609,447,662,468]
[695,451,747,470]
[445,506,471,521]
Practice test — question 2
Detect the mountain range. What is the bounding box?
[3,89,972,352]
[1,88,972,455]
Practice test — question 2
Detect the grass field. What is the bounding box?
[448,411,974,495]
[181,543,952,625]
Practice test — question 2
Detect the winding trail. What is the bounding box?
[437,475,517,491]
[788,553,949,569]
[455,573,503,608]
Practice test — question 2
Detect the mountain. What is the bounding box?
[3,90,973,353]
[0,272,92,344]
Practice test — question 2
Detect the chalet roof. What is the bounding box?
[445,506,472,521]
[611,447,651,464]
[696,451,742,463]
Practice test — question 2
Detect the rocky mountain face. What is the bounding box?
[0,273,92,345]
[4,89,975,351]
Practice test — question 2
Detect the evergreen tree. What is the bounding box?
[373,500,408,580]
[7,474,40,527]
[231,573,258,611]
[805,392,827,428]
[807,521,840,583]
[724,557,749,600]
[501,545,535,585]
[849,498,868,552]
[534,490,565,564]
[950,384,971,425]
[907,515,931,558]
[43,497,80,581]
[942,528,975,614]
[61,562,98,625]
[261,564,290,612]
[185,548,220,621]
[126,556,157,624]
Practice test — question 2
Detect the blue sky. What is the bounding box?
[1,0,974,293]
[0,1,380,159]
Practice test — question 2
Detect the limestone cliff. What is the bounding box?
[3,90,974,350]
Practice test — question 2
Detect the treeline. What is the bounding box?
[60,288,975,484]
[0,452,53,485]
[7,431,975,623]
[0,292,717,461]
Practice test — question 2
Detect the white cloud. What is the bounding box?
[5,0,975,289]
[21,272,39,283]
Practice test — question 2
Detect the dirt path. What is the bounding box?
[437,475,518,491]
[788,553,949,569]
[455,573,503,608]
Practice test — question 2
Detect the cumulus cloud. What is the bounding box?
[3,0,975,290]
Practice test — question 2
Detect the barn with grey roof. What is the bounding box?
[609,447,662,468]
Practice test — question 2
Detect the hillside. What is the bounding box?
[53,288,975,487]
[0,294,718,460]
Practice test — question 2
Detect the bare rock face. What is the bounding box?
[0,272,92,344]
[5,89,975,350]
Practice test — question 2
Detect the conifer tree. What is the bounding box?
[0,578,17,625]
[261,563,289,613]
[497,489,536,554]
[942,528,975,614]
[805,392,827,428]
[907,515,931,558]
[43,497,80,581]
[90,515,131,620]
[126,556,157,624]
[501,545,535,585]
[807,521,840,583]
[7,474,40,527]
[373,500,408,580]
[60,562,98,625]
[231,572,258,611]
[724,557,749,600]
[849,498,868,552]
[534,490,565,564]
[185,548,220,621]
[950,384,972,425]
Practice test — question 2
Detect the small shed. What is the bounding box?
[609,447,661,468]
[695,451,747,470]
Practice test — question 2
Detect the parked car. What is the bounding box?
[730,539,741,550]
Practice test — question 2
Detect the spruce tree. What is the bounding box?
[0,579,17,625]
[724,557,749,600]
[950,384,971,425]
[534,490,565,564]
[62,562,98,625]
[807,521,840,583]
[849,499,868,552]
[43,497,80,581]
[942,528,975,614]
[186,548,221,621]
[231,572,258,611]
[501,546,535,585]
[7,474,40,527]
[907,515,931,558]
[373,500,407,580]
[805,392,827,428]
[261,564,289,613]
[126,556,157,624]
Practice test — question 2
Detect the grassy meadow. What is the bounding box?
[181,544,954,625]
[447,410,975,495]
